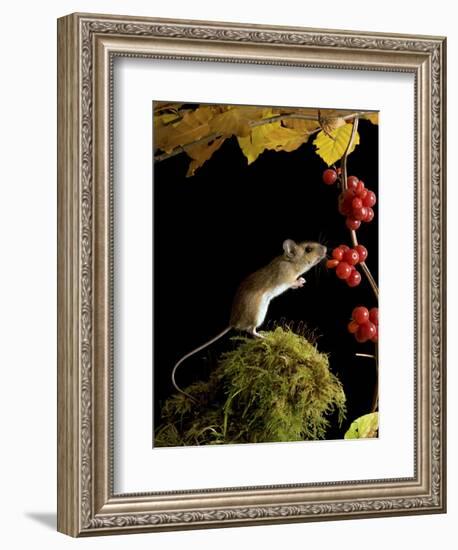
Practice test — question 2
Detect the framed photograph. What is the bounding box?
[57,13,446,536]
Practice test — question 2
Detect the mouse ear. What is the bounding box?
[283,239,297,258]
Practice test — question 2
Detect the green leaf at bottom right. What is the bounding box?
[344,412,379,439]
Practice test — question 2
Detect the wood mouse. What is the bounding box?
[171,239,327,400]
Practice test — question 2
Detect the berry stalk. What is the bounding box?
[320,116,379,412]
[341,116,379,412]
[340,116,379,300]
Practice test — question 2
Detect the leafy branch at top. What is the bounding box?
[153,103,378,176]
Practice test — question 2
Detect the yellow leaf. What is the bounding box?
[209,106,269,138]
[153,101,183,113]
[313,123,360,166]
[154,106,215,154]
[237,121,307,164]
[281,118,320,134]
[363,112,379,125]
[155,112,180,125]
[185,137,225,177]
[274,106,322,118]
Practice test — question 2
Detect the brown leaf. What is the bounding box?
[319,114,346,136]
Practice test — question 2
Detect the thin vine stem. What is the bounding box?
[340,115,379,413]
[340,116,379,300]
[370,348,379,413]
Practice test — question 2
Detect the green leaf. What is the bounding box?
[344,412,378,439]
[313,123,360,166]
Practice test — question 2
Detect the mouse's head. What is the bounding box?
[282,239,327,273]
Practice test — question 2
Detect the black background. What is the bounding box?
[153,114,378,440]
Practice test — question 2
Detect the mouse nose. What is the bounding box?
[321,245,327,255]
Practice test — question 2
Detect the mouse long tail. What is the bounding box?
[171,327,232,401]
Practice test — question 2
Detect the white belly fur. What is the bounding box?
[256,283,291,328]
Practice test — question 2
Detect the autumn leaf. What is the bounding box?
[281,118,320,134]
[319,115,346,136]
[344,412,379,439]
[237,121,307,164]
[154,105,216,154]
[185,137,225,177]
[363,112,379,125]
[313,123,360,166]
[153,101,183,113]
[209,106,269,138]
[155,112,181,125]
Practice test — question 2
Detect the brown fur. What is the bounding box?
[230,240,326,333]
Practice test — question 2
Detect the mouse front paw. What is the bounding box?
[292,277,306,289]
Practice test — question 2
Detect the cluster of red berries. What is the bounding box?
[348,306,378,343]
[338,176,376,230]
[326,244,368,287]
[322,169,377,231]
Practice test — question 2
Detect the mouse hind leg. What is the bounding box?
[231,292,269,339]
[248,327,265,339]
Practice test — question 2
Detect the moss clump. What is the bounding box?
[155,327,346,447]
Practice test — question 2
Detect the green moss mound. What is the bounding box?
[155,327,346,447]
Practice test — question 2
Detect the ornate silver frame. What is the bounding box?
[57,13,446,536]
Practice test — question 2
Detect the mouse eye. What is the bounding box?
[305,245,314,254]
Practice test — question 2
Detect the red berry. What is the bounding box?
[369,307,379,325]
[355,179,365,192]
[356,321,377,342]
[355,326,368,342]
[353,206,368,221]
[336,262,352,280]
[326,259,339,269]
[354,244,368,263]
[338,193,353,216]
[323,168,338,185]
[363,190,377,207]
[352,197,363,210]
[332,248,344,261]
[352,306,369,325]
[340,244,350,252]
[343,249,359,265]
[347,320,359,334]
[371,327,379,343]
[364,207,375,222]
[347,269,361,287]
[346,217,361,231]
[347,176,359,190]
